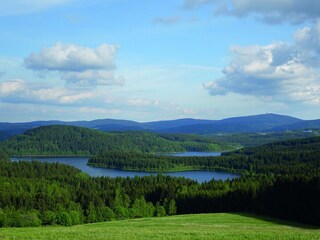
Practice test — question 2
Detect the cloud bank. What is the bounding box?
[25,43,124,87]
[204,21,320,105]
[184,0,320,24]
[0,79,95,105]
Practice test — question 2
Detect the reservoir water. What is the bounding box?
[11,152,239,183]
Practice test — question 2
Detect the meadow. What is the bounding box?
[0,213,319,240]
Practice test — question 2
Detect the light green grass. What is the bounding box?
[0,213,319,240]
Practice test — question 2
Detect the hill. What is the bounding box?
[89,135,320,174]
[156,113,303,134]
[272,119,320,131]
[0,213,318,240]
[1,113,318,140]
[1,125,228,156]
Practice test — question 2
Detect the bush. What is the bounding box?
[100,206,115,221]
[17,212,42,227]
[41,211,56,225]
[155,204,166,217]
[0,209,8,227]
[56,211,72,226]
[69,210,83,225]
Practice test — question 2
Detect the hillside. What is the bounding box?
[89,135,320,175]
[272,119,320,131]
[1,125,228,156]
[156,113,303,134]
[0,213,318,240]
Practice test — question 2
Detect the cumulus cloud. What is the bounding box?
[184,0,320,24]
[154,16,180,25]
[204,21,320,105]
[24,43,124,87]
[0,0,72,16]
[0,79,96,105]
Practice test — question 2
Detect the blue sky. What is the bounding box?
[0,0,320,122]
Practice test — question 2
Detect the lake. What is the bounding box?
[11,152,239,183]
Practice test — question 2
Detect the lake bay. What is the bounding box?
[11,152,239,183]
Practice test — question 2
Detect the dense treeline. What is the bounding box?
[222,136,320,175]
[89,152,239,172]
[1,136,320,227]
[206,131,319,147]
[0,152,319,226]
[0,131,10,141]
[88,136,320,174]
[1,125,229,156]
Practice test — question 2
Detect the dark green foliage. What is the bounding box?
[41,211,56,225]
[206,131,319,147]
[90,136,320,174]
[0,136,319,227]
[167,199,177,216]
[155,204,166,217]
[0,148,9,162]
[222,136,320,175]
[89,151,221,172]
[56,211,72,226]
[1,125,228,156]
[99,206,115,221]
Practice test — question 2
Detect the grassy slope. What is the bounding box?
[0,213,319,240]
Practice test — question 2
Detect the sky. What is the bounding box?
[0,0,320,122]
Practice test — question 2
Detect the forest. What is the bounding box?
[0,135,319,227]
[89,136,320,174]
[0,125,229,156]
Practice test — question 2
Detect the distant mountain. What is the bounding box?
[155,114,303,134]
[272,119,320,131]
[0,131,10,141]
[143,118,216,130]
[0,113,319,139]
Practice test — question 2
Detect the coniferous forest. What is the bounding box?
[0,134,319,227]
[0,125,229,156]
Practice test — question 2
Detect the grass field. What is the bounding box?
[0,213,319,240]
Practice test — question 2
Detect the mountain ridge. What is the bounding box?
[0,113,319,140]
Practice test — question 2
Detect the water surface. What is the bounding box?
[11,154,238,183]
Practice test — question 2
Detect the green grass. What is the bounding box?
[0,213,319,240]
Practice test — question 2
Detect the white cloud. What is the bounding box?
[0,79,95,105]
[24,43,124,87]
[25,43,116,72]
[0,0,72,16]
[184,0,320,24]
[62,70,125,86]
[204,21,320,105]
[0,79,25,95]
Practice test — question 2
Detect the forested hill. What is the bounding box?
[89,135,320,174]
[0,125,228,156]
[222,136,320,175]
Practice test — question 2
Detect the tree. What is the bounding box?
[56,211,72,226]
[168,199,177,216]
[155,203,166,217]
[86,202,97,223]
